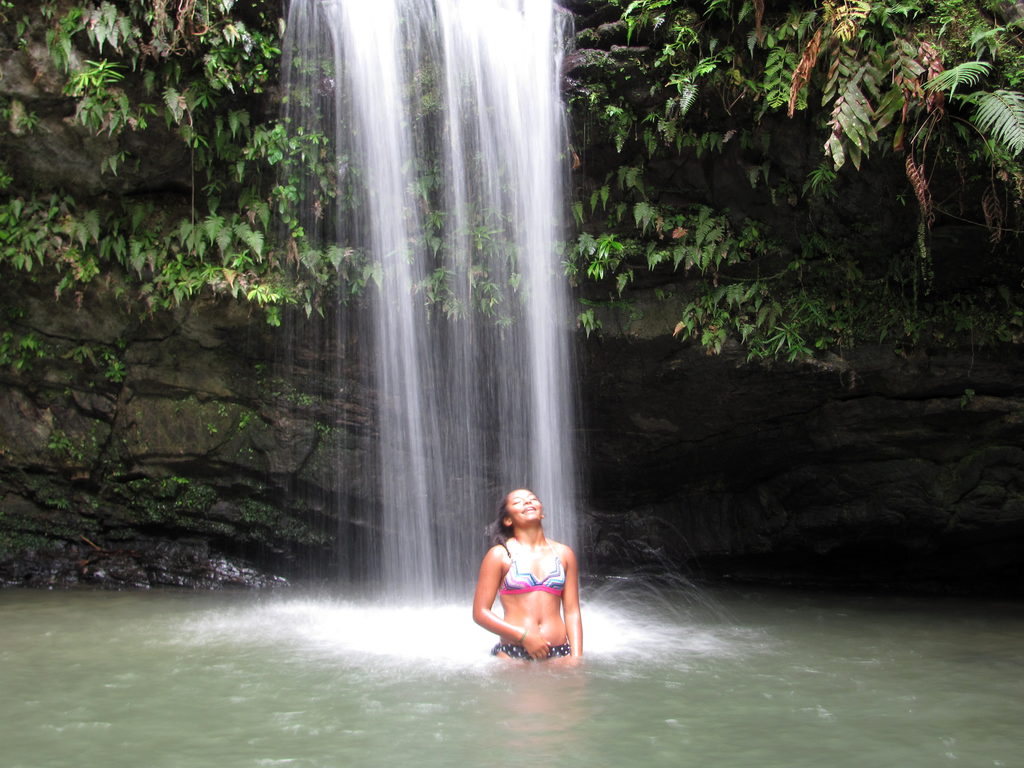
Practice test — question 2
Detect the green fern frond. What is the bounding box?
[887,2,925,17]
[923,61,991,96]
[971,89,1024,155]
[763,47,797,110]
[676,82,698,117]
[163,87,185,124]
[235,223,265,259]
[969,27,1003,60]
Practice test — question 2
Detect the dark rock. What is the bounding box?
[578,304,1024,594]
[0,538,288,589]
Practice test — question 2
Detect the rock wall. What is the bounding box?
[1,0,1022,594]
[5,267,1020,593]
[0,271,379,587]
[560,0,1023,594]
[579,294,1024,594]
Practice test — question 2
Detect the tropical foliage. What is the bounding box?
[571,0,1024,358]
[1,0,335,324]
[0,0,1022,357]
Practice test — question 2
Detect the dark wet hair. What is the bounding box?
[486,491,514,547]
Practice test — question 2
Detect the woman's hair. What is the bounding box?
[486,491,514,547]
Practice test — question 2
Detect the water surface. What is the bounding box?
[2,585,1021,767]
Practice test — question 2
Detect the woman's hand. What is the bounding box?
[522,630,551,660]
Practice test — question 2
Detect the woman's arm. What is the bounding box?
[472,546,524,639]
[559,544,583,657]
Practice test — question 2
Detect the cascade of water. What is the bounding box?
[281,0,576,599]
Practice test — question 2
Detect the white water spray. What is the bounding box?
[282,0,577,598]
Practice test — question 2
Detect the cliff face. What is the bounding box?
[0,1,1021,593]
[561,1,1024,593]
[3,271,1021,593]
[579,300,1024,593]
[0,272,380,587]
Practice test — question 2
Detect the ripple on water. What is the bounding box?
[161,587,762,685]
[4,586,1024,768]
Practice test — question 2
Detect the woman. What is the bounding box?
[472,488,583,661]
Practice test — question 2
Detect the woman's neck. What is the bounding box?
[511,526,547,549]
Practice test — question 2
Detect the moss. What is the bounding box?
[111,476,220,531]
[99,474,329,546]
[0,531,52,559]
[239,499,332,546]
[264,377,324,408]
[18,473,73,510]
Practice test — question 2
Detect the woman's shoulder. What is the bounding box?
[548,539,576,560]
[485,542,512,561]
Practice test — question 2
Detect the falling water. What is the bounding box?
[281,0,577,598]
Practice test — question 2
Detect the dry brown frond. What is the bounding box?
[788,27,823,117]
[919,41,945,115]
[905,154,935,228]
[754,0,765,43]
[982,186,1004,243]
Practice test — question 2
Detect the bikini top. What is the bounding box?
[499,541,565,596]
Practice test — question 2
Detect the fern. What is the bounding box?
[823,0,872,42]
[764,47,797,111]
[236,223,265,259]
[163,87,186,124]
[82,209,100,245]
[923,61,992,97]
[788,27,823,117]
[202,214,225,245]
[215,221,233,257]
[970,90,1024,155]
[616,165,646,195]
[672,81,699,117]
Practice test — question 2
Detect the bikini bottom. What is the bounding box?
[491,642,571,660]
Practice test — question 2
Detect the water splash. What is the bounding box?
[175,592,748,674]
[281,0,577,598]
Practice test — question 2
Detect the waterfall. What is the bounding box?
[281,0,577,599]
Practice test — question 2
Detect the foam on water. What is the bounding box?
[172,591,753,673]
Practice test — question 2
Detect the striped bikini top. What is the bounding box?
[499,541,565,596]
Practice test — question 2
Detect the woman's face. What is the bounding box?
[503,489,543,528]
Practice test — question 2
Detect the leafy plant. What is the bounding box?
[566,0,1024,361]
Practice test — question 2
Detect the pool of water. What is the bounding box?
[2,583,1021,767]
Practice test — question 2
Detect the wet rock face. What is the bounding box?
[1,537,289,590]
[555,4,1024,593]
[0,273,376,589]
[0,22,192,199]
[578,316,1024,594]
[2,261,1021,595]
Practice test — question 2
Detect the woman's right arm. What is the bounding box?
[472,546,516,636]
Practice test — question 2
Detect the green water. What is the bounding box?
[1,585,1021,768]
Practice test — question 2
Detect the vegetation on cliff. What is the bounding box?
[1,0,335,328]
[0,0,1021,356]
[567,0,1023,358]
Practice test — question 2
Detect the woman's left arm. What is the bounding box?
[560,544,583,657]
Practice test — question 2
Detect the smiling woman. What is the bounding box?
[472,488,583,661]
